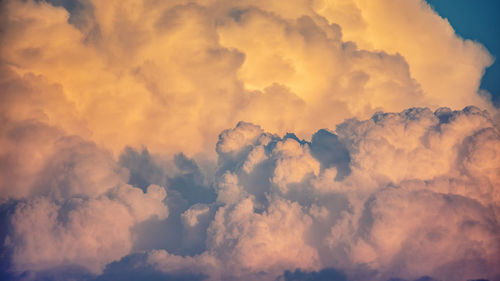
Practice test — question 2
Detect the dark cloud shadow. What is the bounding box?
[93,254,207,281]
[310,129,351,180]
[276,268,347,281]
[167,153,216,206]
[119,147,166,191]
[0,201,17,281]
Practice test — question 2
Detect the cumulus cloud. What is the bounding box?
[8,184,167,274]
[1,0,499,280]
[207,197,320,279]
[0,119,126,201]
[2,106,499,280]
[0,116,169,277]
[0,94,169,277]
[143,107,499,281]
[315,0,494,110]
[1,0,496,156]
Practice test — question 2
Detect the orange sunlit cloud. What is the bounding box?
[0,0,498,281]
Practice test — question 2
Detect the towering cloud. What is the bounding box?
[0,0,495,156]
[0,0,498,280]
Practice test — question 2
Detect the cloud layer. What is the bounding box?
[0,0,499,280]
[0,0,495,156]
[4,106,498,281]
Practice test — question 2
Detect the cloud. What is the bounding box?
[1,0,499,280]
[207,197,320,279]
[314,0,494,110]
[0,119,126,201]
[0,116,168,276]
[144,107,499,281]
[1,0,496,157]
[2,105,499,280]
[6,184,167,275]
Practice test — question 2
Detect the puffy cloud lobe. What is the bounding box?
[0,66,85,135]
[215,172,247,205]
[271,138,320,193]
[0,116,169,276]
[7,184,167,274]
[147,250,218,278]
[459,127,500,190]
[0,119,125,201]
[180,203,212,251]
[182,204,210,228]
[334,106,499,204]
[313,0,494,111]
[205,197,320,280]
[351,188,499,281]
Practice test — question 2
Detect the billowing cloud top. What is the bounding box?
[0,0,496,156]
[0,0,498,281]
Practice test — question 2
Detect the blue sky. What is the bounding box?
[426,0,500,105]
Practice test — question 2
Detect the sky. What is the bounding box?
[426,0,500,105]
[0,1,499,281]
